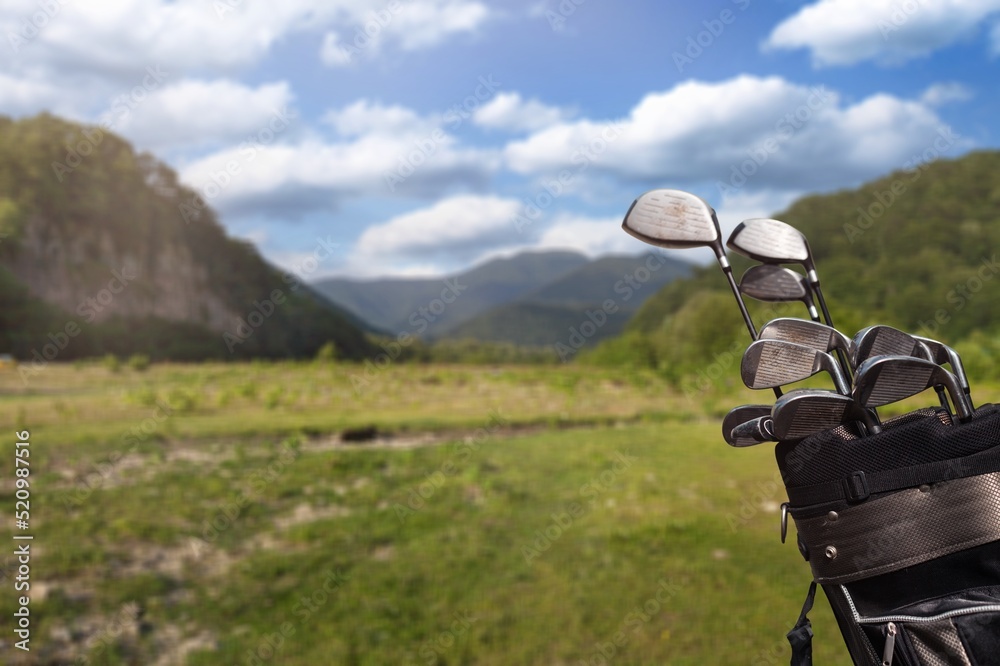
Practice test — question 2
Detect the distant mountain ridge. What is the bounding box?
[313,251,591,335]
[314,250,693,351]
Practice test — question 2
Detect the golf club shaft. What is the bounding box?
[715,248,781,399]
[811,280,853,382]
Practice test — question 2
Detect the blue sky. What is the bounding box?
[2,0,998,279]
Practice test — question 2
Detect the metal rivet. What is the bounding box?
[919,484,931,493]
[825,546,838,560]
[827,511,839,522]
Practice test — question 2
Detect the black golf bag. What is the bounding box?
[777,404,1000,665]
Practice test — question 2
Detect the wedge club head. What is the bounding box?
[853,325,950,413]
[853,355,973,423]
[771,389,881,441]
[742,339,851,395]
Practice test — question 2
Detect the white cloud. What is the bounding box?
[179,129,500,217]
[355,194,522,258]
[473,92,574,132]
[920,82,974,106]
[0,0,495,114]
[535,215,641,256]
[503,75,967,194]
[333,194,524,275]
[765,0,1000,66]
[322,100,430,138]
[319,0,491,66]
[114,80,296,151]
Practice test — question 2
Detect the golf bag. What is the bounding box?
[778,404,1000,665]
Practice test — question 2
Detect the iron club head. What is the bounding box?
[742,339,851,395]
[853,355,973,423]
[759,318,854,361]
[772,389,881,441]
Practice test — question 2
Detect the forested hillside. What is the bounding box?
[0,114,372,361]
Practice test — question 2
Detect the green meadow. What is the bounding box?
[5,360,992,664]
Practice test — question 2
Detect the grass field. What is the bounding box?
[3,360,993,664]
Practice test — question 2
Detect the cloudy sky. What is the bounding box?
[2,0,998,279]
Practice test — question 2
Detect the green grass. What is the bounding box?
[3,362,998,664]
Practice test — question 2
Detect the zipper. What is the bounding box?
[841,585,1000,625]
[881,622,896,666]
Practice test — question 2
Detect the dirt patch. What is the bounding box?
[274,502,351,529]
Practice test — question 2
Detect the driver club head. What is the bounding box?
[739,265,820,321]
[622,187,764,345]
[622,189,721,250]
[853,355,973,423]
[742,339,851,395]
[771,389,881,441]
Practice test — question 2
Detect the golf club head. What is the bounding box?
[852,325,927,368]
[622,189,722,250]
[729,415,776,448]
[722,404,772,447]
[914,335,971,396]
[742,339,851,394]
[772,389,880,441]
[622,188,764,345]
[853,355,972,422]
[739,265,820,321]
[727,218,814,272]
[759,318,853,359]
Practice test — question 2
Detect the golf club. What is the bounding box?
[771,389,881,441]
[727,218,849,377]
[853,325,951,414]
[853,355,974,423]
[623,189,758,338]
[742,339,851,395]
[739,265,820,323]
[758,318,854,376]
[622,189,782,400]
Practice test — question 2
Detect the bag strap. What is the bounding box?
[786,444,1000,506]
[788,581,816,666]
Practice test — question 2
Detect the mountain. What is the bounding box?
[436,253,693,351]
[313,250,590,334]
[0,113,372,361]
[592,150,1000,380]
